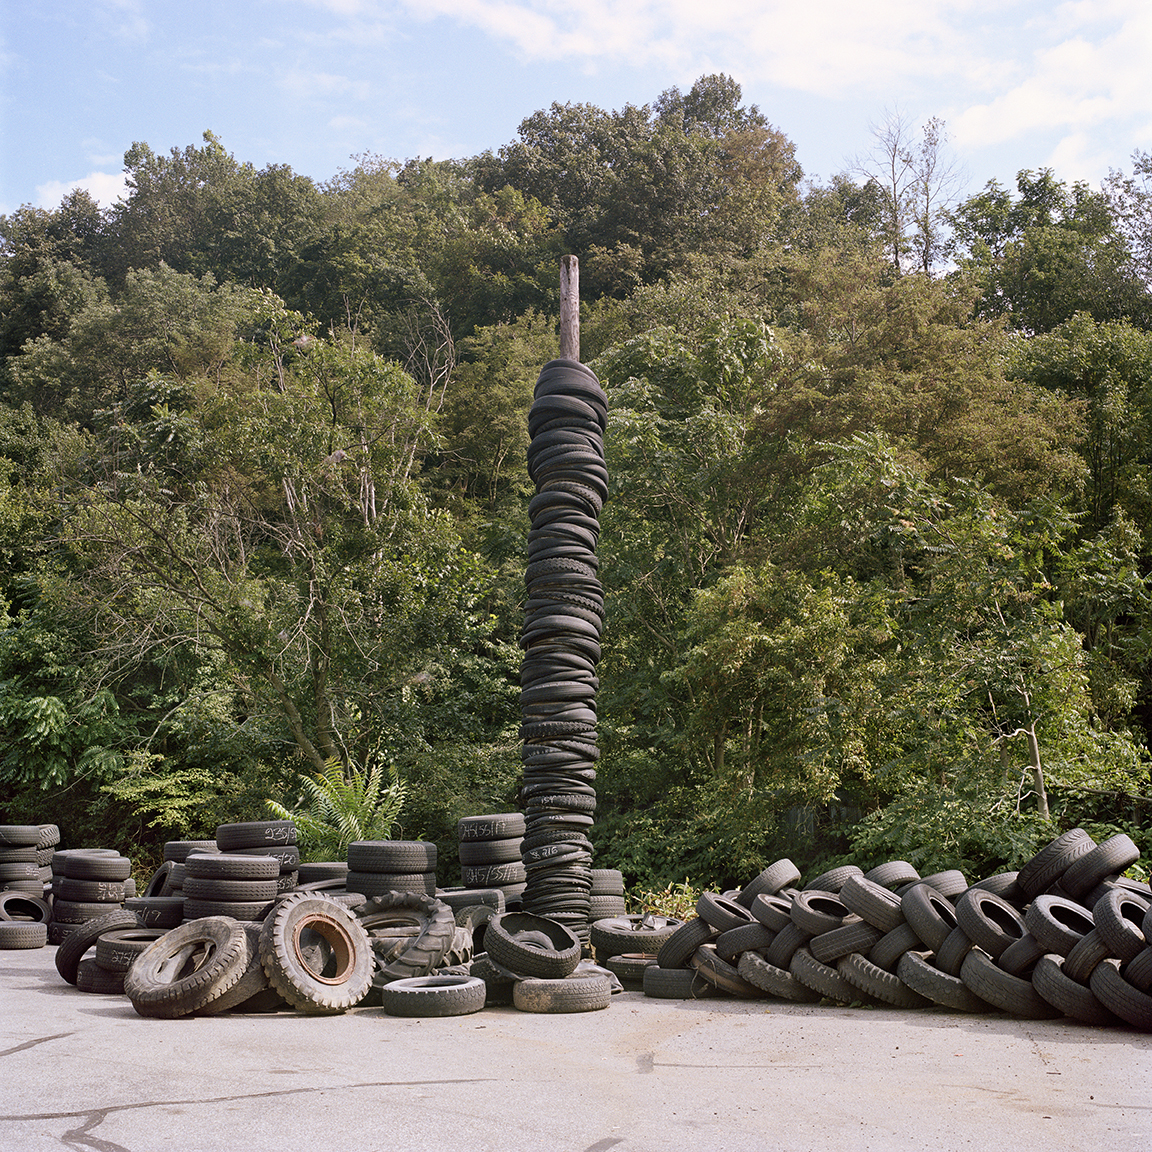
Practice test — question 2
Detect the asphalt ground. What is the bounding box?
[1,943,1149,1152]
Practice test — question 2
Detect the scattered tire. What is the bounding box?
[381,974,488,1017]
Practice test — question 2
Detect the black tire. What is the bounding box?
[969,871,1025,907]
[514,973,611,1013]
[809,918,882,965]
[486,911,581,978]
[182,897,273,922]
[736,859,801,907]
[715,921,775,963]
[296,861,349,883]
[1032,953,1120,1026]
[359,891,457,980]
[867,922,924,973]
[124,917,250,1017]
[896,950,990,1012]
[1089,957,1152,1030]
[935,926,975,977]
[1018,828,1096,898]
[864,861,921,890]
[458,813,526,842]
[696,891,756,933]
[54,908,138,984]
[1064,927,1112,984]
[76,958,126,994]
[901,884,958,953]
[1025,894,1096,957]
[215,820,297,851]
[750,893,793,933]
[589,868,625,896]
[63,855,132,882]
[691,943,763,997]
[997,932,1045,977]
[51,899,124,924]
[604,952,658,984]
[590,914,681,959]
[163,840,220,862]
[960,947,1061,1019]
[839,875,905,933]
[765,921,811,969]
[381,974,487,1017]
[790,946,858,1003]
[0,921,47,949]
[0,892,50,923]
[1124,947,1152,993]
[1092,888,1150,963]
[838,951,930,1007]
[259,893,373,1013]
[914,870,969,900]
[141,862,174,899]
[346,869,437,896]
[736,950,821,1001]
[656,917,716,970]
[195,924,270,1015]
[461,863,526,888]
[182,876,279,902]
[643,963,718,999]
[229,845,301,871]
[458,839,523,866]
[1060,833,1140,898]
[955,888,1027,960]
[790,890,852,936]
[347,840,436,873]
[125,896,185,928]
[0,825,40,847]
[804,865,863,893]
[94,928,166,971]
[185,853,279,881]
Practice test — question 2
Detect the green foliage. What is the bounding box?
[628,878,702,920]
[266,757,406,862]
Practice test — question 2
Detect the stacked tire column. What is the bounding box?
[519,358,608,948]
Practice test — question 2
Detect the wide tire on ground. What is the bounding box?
[124,917,250,1018]
[259,893,374,1014]
[513,972,611,1013]
[380,975,487,1017]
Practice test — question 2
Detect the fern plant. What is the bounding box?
[267,758,407,862]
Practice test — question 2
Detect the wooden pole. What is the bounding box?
[559,255,579,362]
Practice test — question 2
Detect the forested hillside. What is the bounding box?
[3,76,1150,887]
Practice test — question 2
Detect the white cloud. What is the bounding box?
[36,171,129,210]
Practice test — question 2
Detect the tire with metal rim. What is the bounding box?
[513,972,611,1013]
[259,893,374,1013]
[124,917,250,1017]
[381,974,487,1017]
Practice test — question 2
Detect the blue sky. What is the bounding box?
[2,0,1151,217]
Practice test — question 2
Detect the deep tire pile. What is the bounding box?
[519,358,608,948]
[634,831,1152,1029]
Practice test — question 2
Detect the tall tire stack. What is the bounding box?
[215,820,300,895]
[0,825,47,899]
[50,850,132,943]
[519,357,608,948]
[182,852,278,922]
[345,840,437,898]
[457,813,526,906]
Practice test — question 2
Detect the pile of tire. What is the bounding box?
[181,852,280,923]
[457,813,526,905]
[519,358,608,947]
[467,910,611,1014]
[590,910,683,988]
[345,839,437,898]
[638,832,1152,1029]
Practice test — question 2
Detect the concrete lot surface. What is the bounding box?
[1,944,1149,1152]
